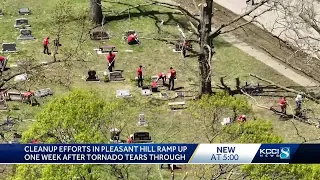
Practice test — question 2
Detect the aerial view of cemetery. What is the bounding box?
[1,0,320,179]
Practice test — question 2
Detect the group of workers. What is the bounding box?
[279,94,303,115]
[106,50,177,90]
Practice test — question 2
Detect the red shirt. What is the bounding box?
[128,34,136,42]
[137,67,142,76]
[0,56,5,61]
[170,69,176,78]
[152,81,157,87]
[24,92,33,97]
[238,115,246,123]
[127,138,132,143]
[31,140,39,144]
[107,53,116,63]
[158,73,166,78]
[280,98,286,106]
[43,38,49,45]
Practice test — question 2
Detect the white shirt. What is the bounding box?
[296,95,302,102]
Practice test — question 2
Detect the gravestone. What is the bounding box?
[14,18,30,28]
[7,91,24,101]
[17,29,35,40]
[116,90,131,98]
[151,76,158,81]
[176,92,184,97]
[160,92,168,99]
[221,117,232,125]
[2,43,18,53]
[132,132,152,143]
[109,71,125,81]
[86,70,99,81]
[0,58,8,71]
[18,8,30,15]
[141,89,151,96]
[90,26,110,40]
[137,114,147,126]
[34,88,53,97]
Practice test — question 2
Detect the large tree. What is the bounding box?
[89,0,103,24]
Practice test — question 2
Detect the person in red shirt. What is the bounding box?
[127,134,133,143]
[31,139,39,144]
[24,91,38,105]
[106,51,116,72]
[168,67,176,90]
[128,33,140,45]
[157,72,166,85]
[0,56,7,72]
[238,115,247,124]
[137,65,143,87]
[279,96,287,114]
[43,37,50,55]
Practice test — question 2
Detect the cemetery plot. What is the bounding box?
[116,90,132,98]
[18,8,30,15]
[17,29,35,40]
[2,43,18,53]
[14,18,30,28]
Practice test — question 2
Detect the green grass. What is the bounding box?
[1,0,320,178]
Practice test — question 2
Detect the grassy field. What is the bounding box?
[1,0,320,179]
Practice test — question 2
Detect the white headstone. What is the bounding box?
[137,114,147,126]
[116,90,131,98]
[141,89,151,96]
[221,117,232,125]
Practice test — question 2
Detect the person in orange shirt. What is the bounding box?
[106,51,116,72]
[279,96,287,114]
[43,37,50,55]
[128,33,140,45]
[168,67,176,90]
[137,65,143,87]
[157,72,166,85]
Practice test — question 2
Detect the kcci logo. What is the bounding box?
[259,147,290,159]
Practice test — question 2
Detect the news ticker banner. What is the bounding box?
[0,143,319,164]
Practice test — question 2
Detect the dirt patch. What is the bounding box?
[174,0,320,84]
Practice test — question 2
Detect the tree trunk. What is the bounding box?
[89,0,103,25]
[198,0,213,94]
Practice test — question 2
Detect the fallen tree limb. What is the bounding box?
[249,73,320,104]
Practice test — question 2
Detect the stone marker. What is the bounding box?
[109,71,125,81]
[14,18,30,28]
[141,89,151,96]
[132,132,152,143]
[137,114,147,126]
[17,29,35,40]
[34,88,53,97]
[160,92,168,98]
[2,43,18,53]
[110,128,121,143]
[90,26,109,40]
[14,73,27,82]
[116,90,131,98]
[221,117,232,125]
[18,8,30,15]
[176,92,184,97]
